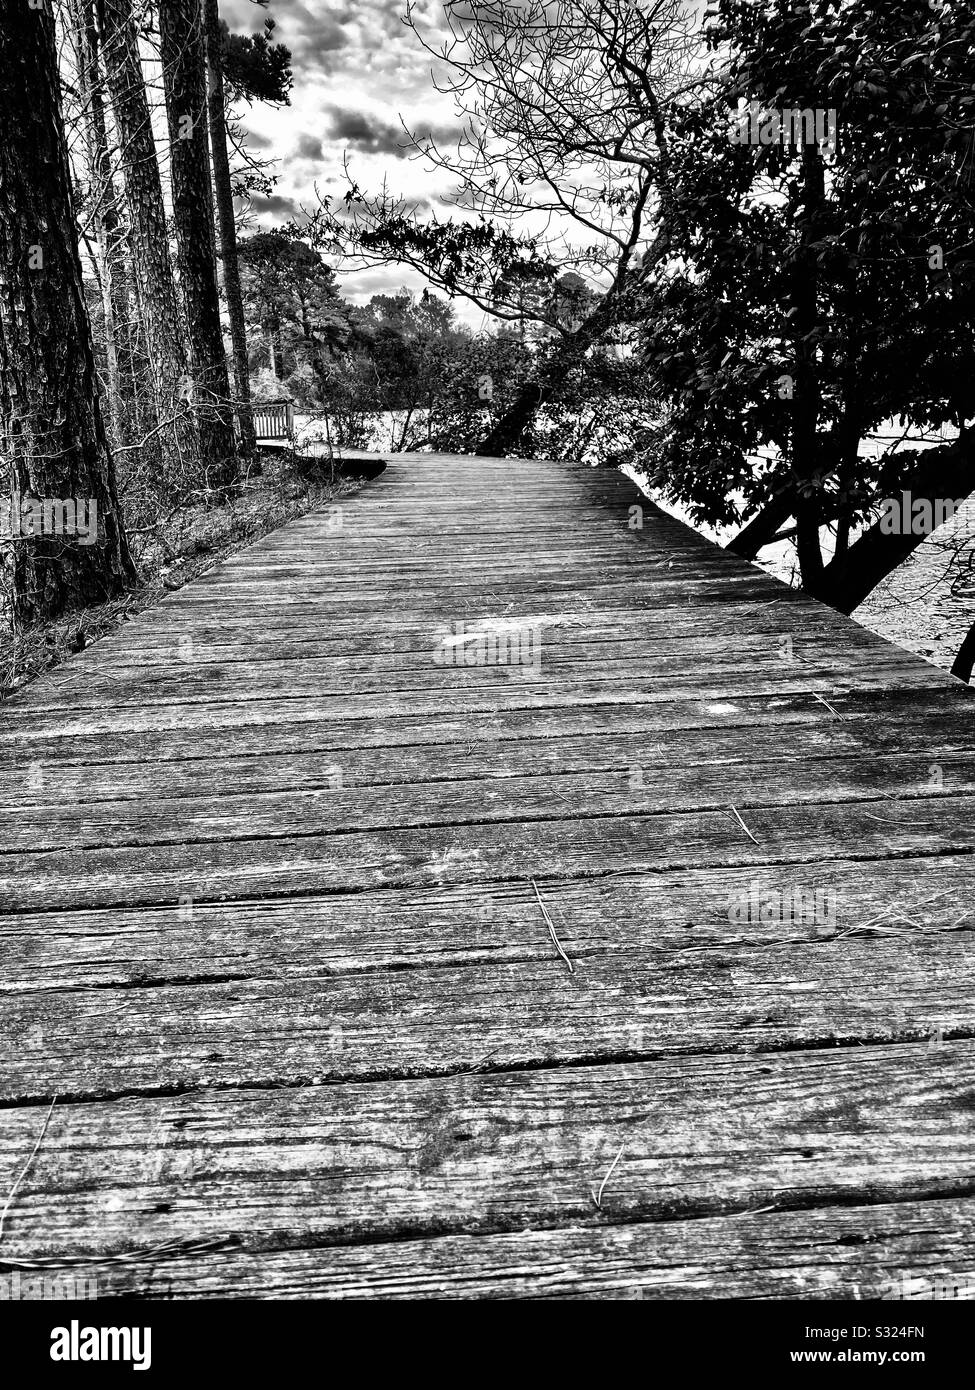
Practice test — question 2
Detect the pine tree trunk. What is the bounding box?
[69,0,128,444]
[0,0,136,626]
[204,0,256,459]
[97,0,196,486]
[158,0,238,490]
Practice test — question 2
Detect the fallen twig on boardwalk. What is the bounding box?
[590,1143,625,1211]
[813,692,843,717]
[532,877,574,974]
[0,1096,57,1244]
[0,1235,242,1272]
[728,804,760,845]
[467,1048,501,1074]
[836,890,975,939]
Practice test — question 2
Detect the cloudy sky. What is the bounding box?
[221,0,480,318]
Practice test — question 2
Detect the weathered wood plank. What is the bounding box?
[2,926,972,1100]
[156,579,781,614]
[1,753,972,852]
[17,642,947,712]
[5,689,952,765]
[1,857,970,993]
[0,663,951,734]
[2,793,975,912]
[2,713,971,809]
[0,1044,971,1260]
[66,602,874,659]
[16,1197,971,1299]
[74,608,872,668]
[183,551,759,583]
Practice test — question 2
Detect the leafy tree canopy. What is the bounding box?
[637,0,975,602]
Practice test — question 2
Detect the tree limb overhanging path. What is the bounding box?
[1,454,974,1299]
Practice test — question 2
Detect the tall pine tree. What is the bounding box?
[0,0,136,625]
[97,0,198,487]
[159,0,238,489]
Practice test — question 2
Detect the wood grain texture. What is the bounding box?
[0,686,965,768]
[1,724,971,812]
[2,752,973,850]
[2,857,971,992]
[2,795,974,914]
[1,451,973,1296]
[0,1044,972,1266]
[3,933,973,1103]
[15,1197,969,1300]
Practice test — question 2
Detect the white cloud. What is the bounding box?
[227,1,476,314]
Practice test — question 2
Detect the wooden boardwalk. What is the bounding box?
[1,452,974,1299]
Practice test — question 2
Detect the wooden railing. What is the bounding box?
[252,400,295,442]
